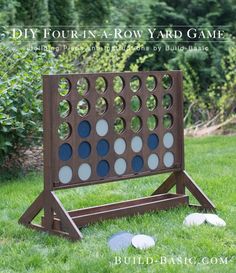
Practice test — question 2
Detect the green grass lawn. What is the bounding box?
[0,136,236,273]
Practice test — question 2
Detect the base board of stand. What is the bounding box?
[41,193,188,232]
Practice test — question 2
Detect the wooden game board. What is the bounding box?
[19,71,215,240]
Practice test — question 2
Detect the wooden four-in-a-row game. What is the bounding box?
[19,71,215,240]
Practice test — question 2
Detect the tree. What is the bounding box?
[76,0,110,26]
[0,0,19,25]
[49,0,77,26]
[145,0,236,124]
[15,0,50,25]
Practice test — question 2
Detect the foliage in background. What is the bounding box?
[0,41,150,164]
[49,0,77,26]
[214,46,236,121]
[145,0,236,124]
[76,0,110,26]
[0,0,236,165]
[0,41,64,163]
[15,0,50,26]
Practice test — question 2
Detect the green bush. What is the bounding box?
[0,42,60,163]
[0,41,150,165]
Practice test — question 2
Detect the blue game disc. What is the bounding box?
[96,139,109,157]
[78,141,91,159]
[108,231,134,251]
[147,133,159,150]
[78,120,91,138]
[59,143,72,161]
[131,155,144,172]
[97,160,110,177]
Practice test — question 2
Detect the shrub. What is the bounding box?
[0,41,150,165]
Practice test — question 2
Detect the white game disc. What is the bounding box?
[114,158,127,175]
[147,154,159,170]
[183,213,206,226]
[96,119,108,136]
[78,163,91,181]
[204,214,226,227]
[114,138,126,155]
[163,132,174,149]
[131,136,143,153]
[132,234,155,250]
[163,152,174,167]
[58,166,72,184]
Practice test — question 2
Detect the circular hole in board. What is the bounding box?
[77,77,89,95]
[114,117,126,134]
[58,77,70,96]
[58,122,71,140]
[58,100,71,118]
[130,76,141,92]
[96,76,107,94]
[130,95,141,112]
[163,114,173,129]
[77,99,90,117]
[146,75,157,91]
[146,95,158,111]
[113,76,124,93]
[162,74,172,89]
[114,96,125,114]
[131,116,142,133]
[162,94,173,109]
[96,97,108,115]
[147,115,158,131]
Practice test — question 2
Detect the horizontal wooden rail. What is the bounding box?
[42,193,189,231]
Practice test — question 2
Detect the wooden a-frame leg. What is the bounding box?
[50,192,83,240]
[151,173,176,195]
[19,191,44,226]
[19,191,83,241]
[151,170,215,211]
[182,171,215,211]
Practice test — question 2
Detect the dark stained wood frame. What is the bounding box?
[19,71,215,241]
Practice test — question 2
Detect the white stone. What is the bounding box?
[204,214,226,227]
[183,213,206,226]
[148,154,159,170]
[163,132,174,149]
[131,136,143,153]
[114,138,126,155]
[58,166,72,184]
[114,158,127,175]
[78,163,91,181]
[132,234,155,250]
[96,119,108,136]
